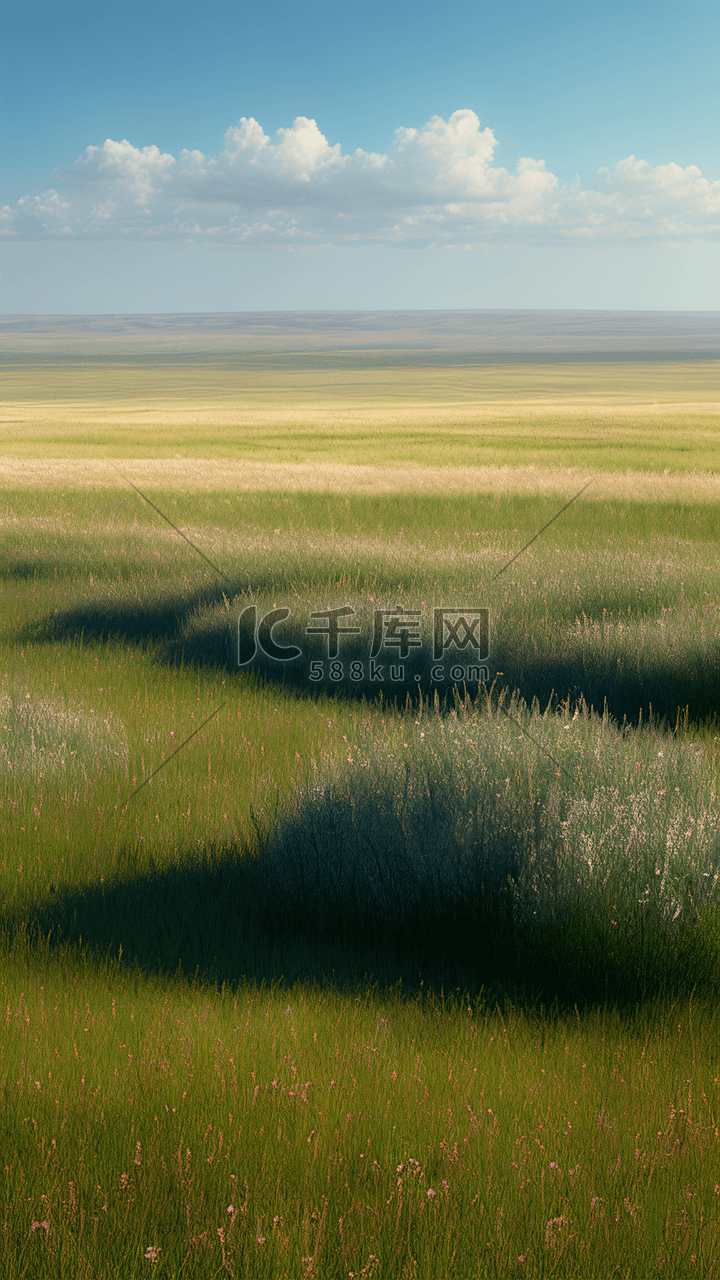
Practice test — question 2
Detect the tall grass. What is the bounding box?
[2,943,720,1279]
[0,644,370,914]
[3,683,717,1009]
[5,488,718,725]
[0,690,128,785]
[252,694,719,1004]
[1,407,719,1275]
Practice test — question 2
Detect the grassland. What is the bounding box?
[2,359,719,472]
[0,355,719,1277]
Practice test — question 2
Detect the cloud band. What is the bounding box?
[3,110,719,247]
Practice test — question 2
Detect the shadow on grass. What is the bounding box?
[8,838,720,1012]
[1,555,114,583]
[3,560,68,582]
[5,683,719,1006]
[9,848,497,1003]
[19,584,720,727]
[22,583,241,648]
[493,650,719,731]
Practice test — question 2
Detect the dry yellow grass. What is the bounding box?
[1,358,717,478]
[2,455,720,504]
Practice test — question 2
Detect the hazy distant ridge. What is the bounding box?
[2,310,719,359]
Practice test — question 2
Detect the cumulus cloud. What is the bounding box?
[5,110,720,246]
[222,115,345,180]
[84,139,175,204]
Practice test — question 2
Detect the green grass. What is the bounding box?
[2,358,719,471]
[4,485,716,725]
[1,360,719,1275]
[3,945,720,1279]
[4,485,720,543]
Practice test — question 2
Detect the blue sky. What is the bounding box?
[2,0,719,312]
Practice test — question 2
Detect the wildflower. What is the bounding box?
[426,1188,436,1199]
[257,1236,266,1244]
[545,1215,568,1247]
[31,1221,50,1235]
[144,1246,161,1263]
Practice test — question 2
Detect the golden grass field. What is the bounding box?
[1,358,719,483]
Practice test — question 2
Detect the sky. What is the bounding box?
[2,0,719,313]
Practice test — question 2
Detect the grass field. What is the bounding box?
[1,356,719,1277]
[2,359,720,472]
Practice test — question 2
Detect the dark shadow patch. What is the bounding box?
[21,583,242,648]
[1,559,74,582]
[184,607,720,727]
[10,850,496,1003]
[17,570,719,726]
[8,773,719,1010]
[489,641,720,729]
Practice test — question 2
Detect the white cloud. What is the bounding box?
[83,138,175,204]
[6,111,720,247]
[89,200,117,221]
[222,115,345,181]
[17,189,70,217]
